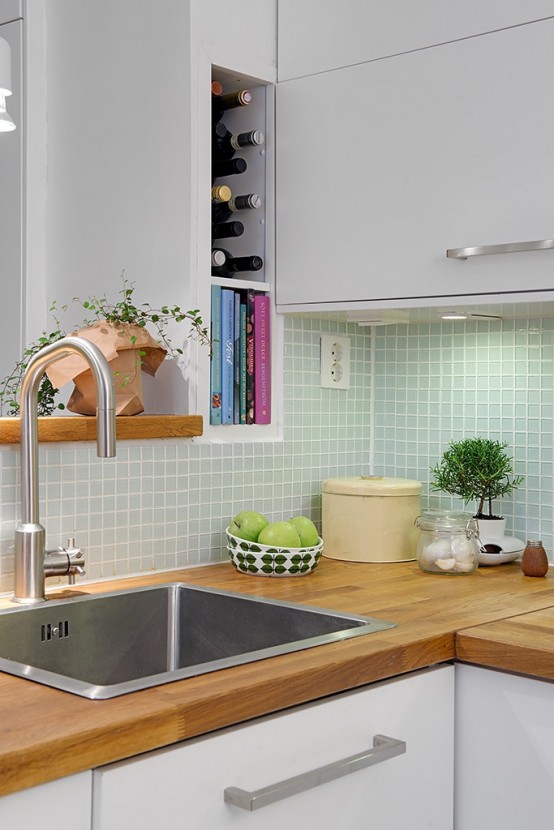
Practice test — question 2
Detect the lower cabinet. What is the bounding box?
[92,665,454,830]
[0,771,92,829]
[455,664,554,829]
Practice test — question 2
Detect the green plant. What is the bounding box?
[430,437,524,519]
[0,276,210,417]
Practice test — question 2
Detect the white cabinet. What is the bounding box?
[455,664,554,829]
[0,16,24,387]
[0,771,92,830]
[92,665,454,830]
[278,0,554,80]
[276,19,554,311]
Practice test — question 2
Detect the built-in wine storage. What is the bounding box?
[207,65,274,429]
[211,69,268,286]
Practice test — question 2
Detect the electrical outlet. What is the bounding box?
[320,334,351,389]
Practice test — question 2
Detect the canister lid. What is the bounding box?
[321,476,423,496]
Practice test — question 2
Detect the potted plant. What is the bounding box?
[430,437,524,538]
[0,277,211,417]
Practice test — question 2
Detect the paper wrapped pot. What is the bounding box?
[46,321,167,416]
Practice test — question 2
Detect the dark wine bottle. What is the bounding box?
[211,184,232,203]
[211,220,245,240]
[212,157,247,180]
[211,249,263,278]
[211,193,262,224]
[211,249,226,267]
[212,126,264,161]
[212,89,253,122]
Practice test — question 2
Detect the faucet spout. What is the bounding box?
[13,336,116,604]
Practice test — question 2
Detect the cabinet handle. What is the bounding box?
[223,733,406,812]
[446,238,554,260]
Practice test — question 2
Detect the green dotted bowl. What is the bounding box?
[226,527,324,577]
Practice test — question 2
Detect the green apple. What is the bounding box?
[288,516,319,547]
[229,510,269,542]
[258,521,302,548]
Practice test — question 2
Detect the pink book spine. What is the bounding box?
[253,294,271,424]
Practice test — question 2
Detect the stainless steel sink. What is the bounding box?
[0,583,395,699]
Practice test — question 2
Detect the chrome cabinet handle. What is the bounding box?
[224,734,406,812]
[446,238,554,259]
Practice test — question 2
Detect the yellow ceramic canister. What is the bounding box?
[322,476,422,563]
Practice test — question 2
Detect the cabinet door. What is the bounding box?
[0,18,24,386]
[93,666,454,830]
[456,664,554,830]
[276,20,554,308]
[278,0,554,79]
[0,772,92,830]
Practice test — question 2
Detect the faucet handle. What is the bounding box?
[61,537,86,584]
[43,539,86,585]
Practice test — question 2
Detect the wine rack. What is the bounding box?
[211,68,269,289]
[206,65,274,430]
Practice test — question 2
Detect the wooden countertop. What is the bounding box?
[2,557,554,797]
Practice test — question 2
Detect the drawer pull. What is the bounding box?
[446,238,554,260]
[223,733,406,811]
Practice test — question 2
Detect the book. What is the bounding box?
[254,293,271,424]
[209,285,222,425]
[233,291,241,423]
[245,289,255,424]
[220,288,235,424]
[239,300,247,424]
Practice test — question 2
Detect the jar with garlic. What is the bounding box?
[415,511,480,575]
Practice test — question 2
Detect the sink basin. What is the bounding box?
[0,583,395,699]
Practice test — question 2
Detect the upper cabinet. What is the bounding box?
[275,19,554,311]
[277,0,554,80]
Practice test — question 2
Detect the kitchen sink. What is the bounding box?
[0,583,395,699]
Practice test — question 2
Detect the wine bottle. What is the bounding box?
[211,185,232,203]
[211,193,262,224]
[212,88,253,122]
[212,157,247,180]
[212,126,264,161]
[211,249,226,267]
[211,249,263,278]
[212,220,245,240]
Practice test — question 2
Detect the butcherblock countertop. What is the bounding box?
[2,557,554,797]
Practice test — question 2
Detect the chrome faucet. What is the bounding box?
[13,337,116,604]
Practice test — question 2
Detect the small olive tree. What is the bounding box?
[430,437,524,518]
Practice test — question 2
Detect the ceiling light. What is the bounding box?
[0,37,16,132]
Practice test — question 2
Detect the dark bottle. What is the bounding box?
[211,249,226,268]
[212,220,245,240]
[212,126,264,161]
[211,193,262,224]
[212,88,253,122]
[211,249,263,278]
[521,540,549,577]
[211,184,232,203]
[212,157,247,180]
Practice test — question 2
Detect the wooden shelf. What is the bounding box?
[0,415,203,444]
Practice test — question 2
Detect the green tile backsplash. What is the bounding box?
[0,317,371,592]
[373,317,554,555]
[1,314,551,593]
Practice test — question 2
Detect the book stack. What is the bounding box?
[210,286,271,425]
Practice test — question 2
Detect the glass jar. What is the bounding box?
[415,511,480,575]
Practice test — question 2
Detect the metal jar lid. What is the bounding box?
[322,476,423,497]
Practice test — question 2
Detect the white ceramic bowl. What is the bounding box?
[225,527,324,577]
